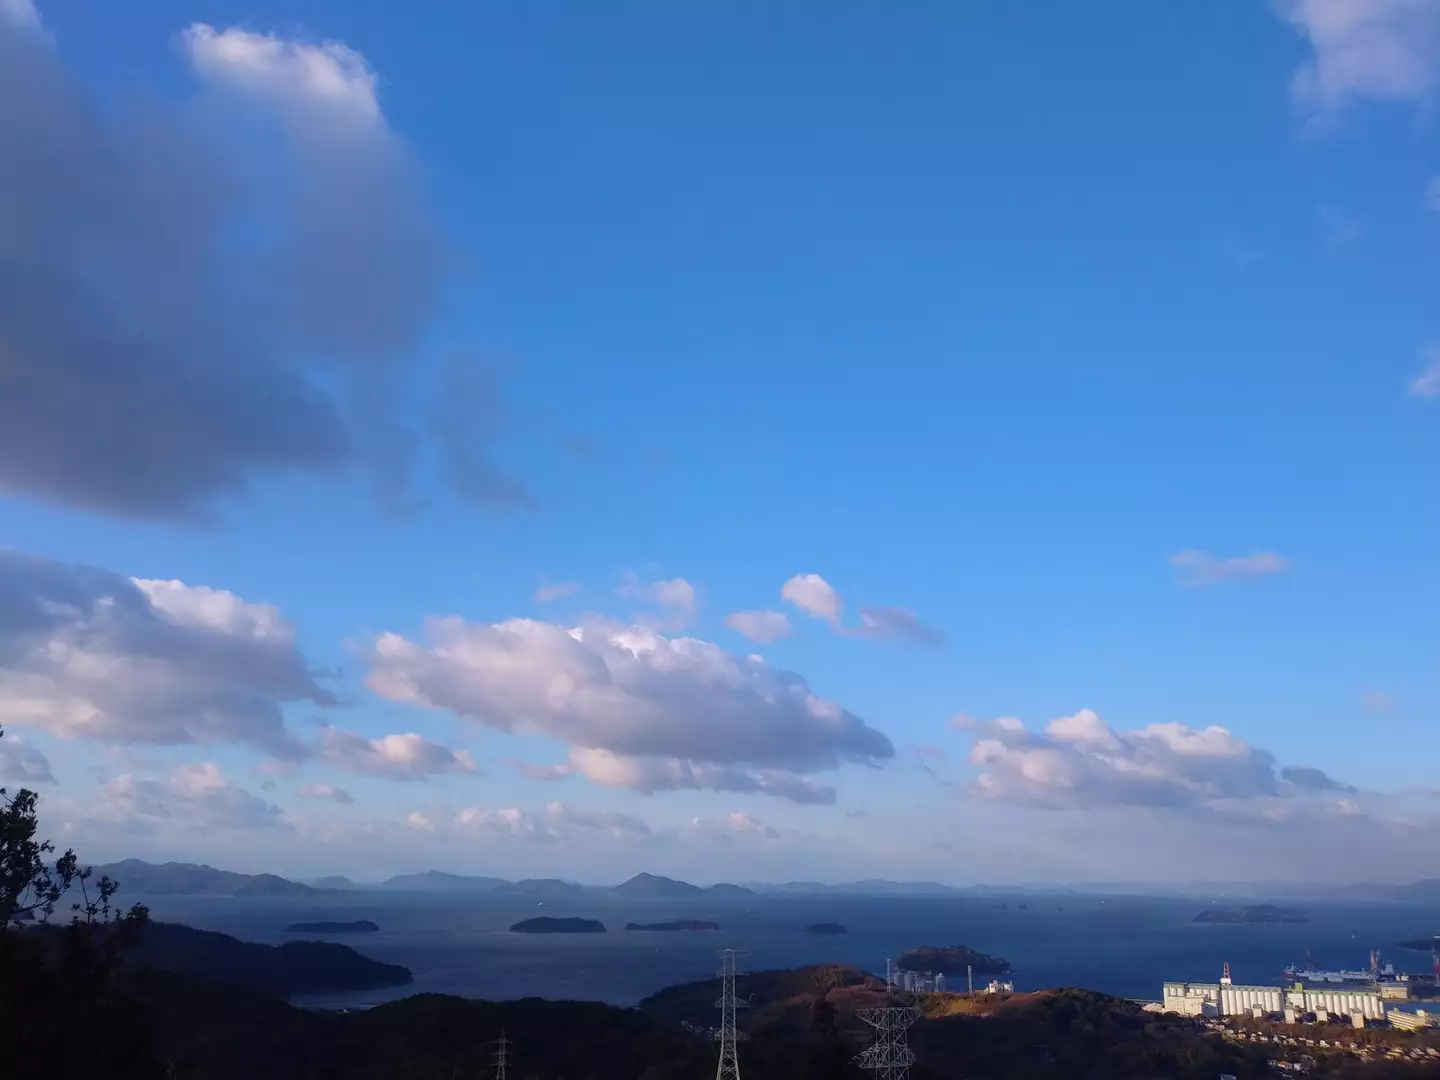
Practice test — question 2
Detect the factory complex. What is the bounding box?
[1154,962,1433,1029]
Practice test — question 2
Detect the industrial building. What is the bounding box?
[1159,964,1386,1025]
[888,969,947,994]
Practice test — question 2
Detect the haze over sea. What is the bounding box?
[137,892,1440,1010]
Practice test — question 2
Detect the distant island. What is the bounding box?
[611,872,704,898]
[494,878,588,899]
[41,921,414,996]
[804,922,847,936]
[897,944,1010,975]
[382,870,511,890]
[509,917,606,934]
[90,859,332,898]
[625,920,720,932]
[311,876,358,889]
[1398,937,1440,952]
[1193,905,1308,924]
[283,920,379,934]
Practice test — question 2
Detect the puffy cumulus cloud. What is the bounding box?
[958,708,1358,820]
[781,574,842,623]
[1277,0,1440,118]
[1169,549,1289,587]
[100,762,282,831]
[315,725,476,780]
[410,800,651,842]
[0,730,53,783]
[780,574,943,647]
[724,609,792,644]
[1410,344,1440,398]
[566,747,837,805]
[0,10,525,522]
[0,550,330,757]
[298,783,355,804]
[364,616,892,803]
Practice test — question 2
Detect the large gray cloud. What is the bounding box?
[0,549,332,757]
[0,9,525,521]
[365,616,893,803]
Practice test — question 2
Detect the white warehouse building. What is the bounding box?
[1161,966,1384,1024]
[1289,987,1386,1021]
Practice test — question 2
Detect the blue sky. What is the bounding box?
[2,0,1439,884]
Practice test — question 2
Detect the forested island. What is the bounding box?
[509,917,606,934]
[1399,937,1440,952]
[1193,905,1308,924]
[803,922,847,936]
[283,920,379,934]
[624,920,720,931]
[897,944,1011,975]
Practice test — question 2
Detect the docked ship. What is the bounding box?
[1283,950,1395,985]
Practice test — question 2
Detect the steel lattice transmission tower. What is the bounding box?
[856,1007,921,1080]
[492,1031,509,1080]
[714,949,751,1080]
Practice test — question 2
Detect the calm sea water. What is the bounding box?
[136,891,1440,1010]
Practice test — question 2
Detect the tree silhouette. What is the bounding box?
[0,726,158,1079]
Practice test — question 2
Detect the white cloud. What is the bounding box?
[781,573,842,623]
[534,579,580,604]
[959,709,1357,819]
[780,574,944,646]
[724,609,793,644]
[567,747,837,805]
[101,762,282,830]
[1410,344,1440,398]
[415,800,651,841]
[617,573,698,628]
[0,0,38,30]
[855,606,946,647]
[298,783,355,804]
[1169,549,1289,586]
[1278,0,1440,117]
[0,551,330,757]
[0,731,53,783]
[363,615,892,801]
[315,725,476,780]
[182,25,381,127]
[683,811,781,841]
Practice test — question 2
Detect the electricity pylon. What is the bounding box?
[715,949,751,1080]
[856,1007,921,1080]
[492,1031,509,1080]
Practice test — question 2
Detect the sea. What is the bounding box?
[135,891,1440,1011]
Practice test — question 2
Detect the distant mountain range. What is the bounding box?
[91,859,1440,902]
[93,860,332,898]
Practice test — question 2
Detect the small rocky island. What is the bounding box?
[1400,937,1440,952]
[283,920,379,934]
[625,920,720,932]
[804,922,848,936]
[510,916,606,934]
[1193,905,1308,924]
[897,944,1010,975]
